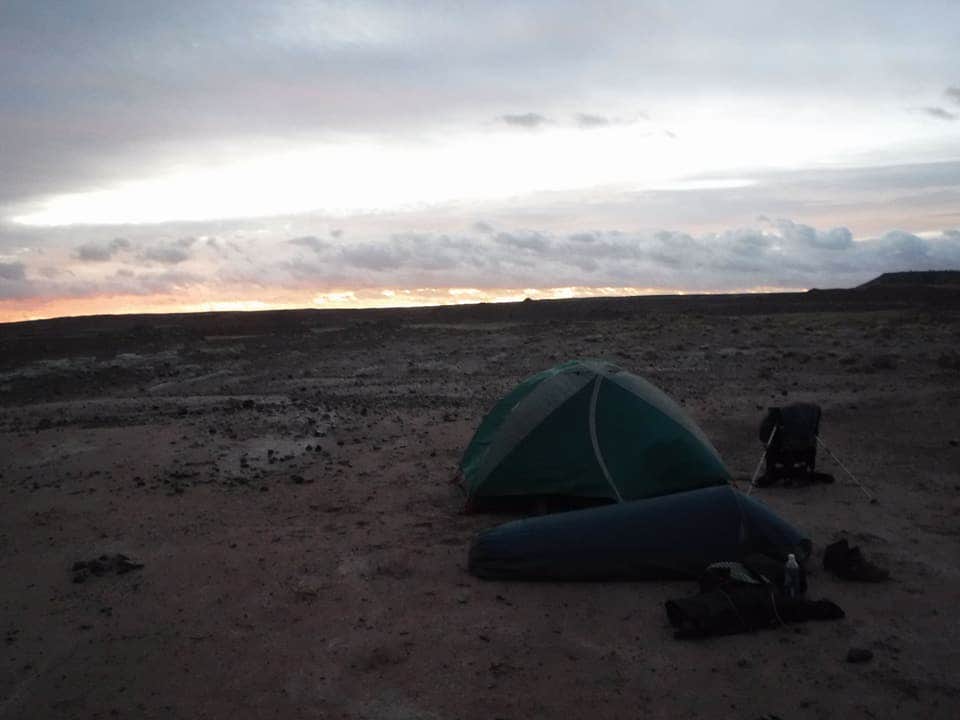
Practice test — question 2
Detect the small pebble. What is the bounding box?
[846,647,873,663]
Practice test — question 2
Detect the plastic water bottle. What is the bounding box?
[784,553,800,598]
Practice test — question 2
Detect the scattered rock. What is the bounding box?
[72,554,144,583]
[870,354,898,370]
[846,647,873,663]
[937,352,960,371]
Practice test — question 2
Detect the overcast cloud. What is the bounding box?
[5,209,960,304]
[1,1,959,319]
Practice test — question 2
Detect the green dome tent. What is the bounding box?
[461,359,731,507]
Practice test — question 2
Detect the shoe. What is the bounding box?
[823,539,889,582]
[844,546,889,582]
[823,539,850,574]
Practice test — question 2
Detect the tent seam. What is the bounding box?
[474,370,594,484]
[589,375,624,503]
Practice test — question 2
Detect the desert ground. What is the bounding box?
[1,282,959,719]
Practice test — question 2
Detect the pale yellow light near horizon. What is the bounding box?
[0,284,808,324]
[9,109,879,228]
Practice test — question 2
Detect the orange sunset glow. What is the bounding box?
[0,285,807,324]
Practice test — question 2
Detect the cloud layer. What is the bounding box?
[2,156,959,320]
[3,217,958,311]
[1,2,959,320]
[2,1,959,212]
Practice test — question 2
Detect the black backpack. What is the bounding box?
[756,403,823,485]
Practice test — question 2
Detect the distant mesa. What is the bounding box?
[805,270,960,294]
[857,270,960,289]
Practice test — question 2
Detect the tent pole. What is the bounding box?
[816,437,875,502]
[747,425,777,496]
[588,376,624,503]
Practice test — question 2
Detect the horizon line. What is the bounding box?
[0,284,817,326]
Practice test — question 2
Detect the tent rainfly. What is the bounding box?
[460,359,732,508]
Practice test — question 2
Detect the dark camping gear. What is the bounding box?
[666,556,838,639]
[666,585,844,639]
[755,403,827,486]
[823,538,890,582]
[748,403,876,500]
[468,485,810,581]
[460,359,731,511]
[700,553,807,595]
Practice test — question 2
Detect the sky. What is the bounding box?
[1,1,959,322]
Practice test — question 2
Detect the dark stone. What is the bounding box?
[846,647,873,663]
[71,554,143,583]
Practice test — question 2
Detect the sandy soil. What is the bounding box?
[1,288,959,719]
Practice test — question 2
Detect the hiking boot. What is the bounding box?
[823,539,889,582]
[844,546,890,582]
[823,539,850,574]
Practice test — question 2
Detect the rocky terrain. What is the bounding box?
[1,285,959,719]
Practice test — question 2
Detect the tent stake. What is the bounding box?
[816,437,875,502]
[747,425,777,496]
